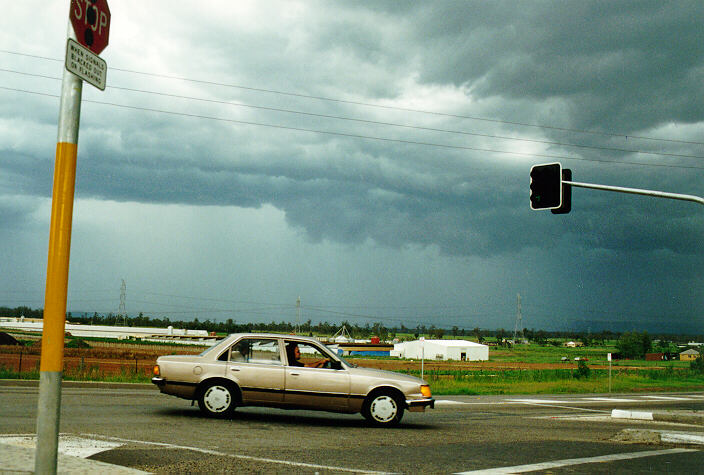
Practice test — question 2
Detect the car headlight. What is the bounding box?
[153,365,160,377]
[420,384,432,398]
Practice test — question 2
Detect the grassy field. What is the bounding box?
[401,367,704,395]
[2,339,702,394]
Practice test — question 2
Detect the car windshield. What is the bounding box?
[336,353,356,367]
[198,339,225,357]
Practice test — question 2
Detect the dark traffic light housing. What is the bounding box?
[530,163,562,210]
[551,168,571,214]
[529,163,572,214]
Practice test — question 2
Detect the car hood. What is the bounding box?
[346,365,427,385]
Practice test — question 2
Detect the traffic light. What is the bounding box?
[551,168,571,214]
[530,163,562,210]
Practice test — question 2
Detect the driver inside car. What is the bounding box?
[286,342,330,368]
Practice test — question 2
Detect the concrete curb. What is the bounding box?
[612,409,704,426]
[0,378,154,390]
[613,429,704,446]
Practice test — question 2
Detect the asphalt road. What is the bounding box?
[1,382,703,473]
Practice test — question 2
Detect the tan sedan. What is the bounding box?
[152,333,434,426]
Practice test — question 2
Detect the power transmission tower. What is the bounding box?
[118,279,127,326]
[512,293,524,344]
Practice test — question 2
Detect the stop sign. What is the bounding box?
[70,0,111,55]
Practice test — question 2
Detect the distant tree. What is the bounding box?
[473,327,484,344]
[691,354,704,374]
[534,330,548,345]
[616,331,652,359]
[573,359,591,379]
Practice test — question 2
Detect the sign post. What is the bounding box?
[35,2,109,473]
[420,337,425,380]
[607,352,612,393]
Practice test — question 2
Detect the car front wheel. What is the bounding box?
[362,391,404,426]
[198,382,236,417]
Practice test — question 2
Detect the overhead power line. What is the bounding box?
[1,49,702,147]
[2,84,703,171]
[2,67,700,161]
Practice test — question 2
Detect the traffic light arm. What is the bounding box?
[564,180,704,206]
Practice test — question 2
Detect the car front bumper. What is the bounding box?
[406,397,435,412]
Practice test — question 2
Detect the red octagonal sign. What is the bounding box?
[70,0,111,55]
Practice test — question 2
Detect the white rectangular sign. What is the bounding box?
[65,38,107,91]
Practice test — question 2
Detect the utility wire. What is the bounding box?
[2,67,700,161]
[2,85,703,171]
[1,48,702,147]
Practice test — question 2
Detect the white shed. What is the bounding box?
[391,339,489,361]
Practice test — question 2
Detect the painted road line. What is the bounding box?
[658,431,704,445]
[83,433,392,475]
[640,395,695,401]
[508,399,609,413]
[435,400,472,405]
[455,448,697,474]
[0,434,123,458]
[507,399,566,404]
[583,397,640,402]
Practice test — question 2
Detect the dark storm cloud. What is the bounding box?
[410,1,704,132]
[2,1,703,262]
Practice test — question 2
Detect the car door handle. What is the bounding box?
[230,367,240,372]
[290,372,300,376]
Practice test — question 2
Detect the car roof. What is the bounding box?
[225,332,323,343]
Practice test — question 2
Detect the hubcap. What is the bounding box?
[204,385,231,412]
[370,395,397,422]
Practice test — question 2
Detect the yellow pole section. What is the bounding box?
[40,142,78,372]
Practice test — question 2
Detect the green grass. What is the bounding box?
[402,367,704,395]
[0,365,151,384]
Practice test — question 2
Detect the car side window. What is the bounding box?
[230,338,281,365]
[285,341,331,368]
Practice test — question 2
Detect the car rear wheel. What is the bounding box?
[362,391,404,426]
[198,382,236,417]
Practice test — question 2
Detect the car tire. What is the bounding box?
[197,381,237,417]
[362,391,404,426]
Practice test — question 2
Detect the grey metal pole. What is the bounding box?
[564,180,704,206]
[35,19,83,474]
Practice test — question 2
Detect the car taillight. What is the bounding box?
[153,365,160,377]
[421,385,431,398]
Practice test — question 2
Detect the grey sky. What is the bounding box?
[1,1,703,333]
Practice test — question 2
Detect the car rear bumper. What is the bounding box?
[406,397,435,412]
[152,377,198,399]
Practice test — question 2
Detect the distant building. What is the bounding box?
[679,349,701,361]
[391,339,489,361]
[563,341,583,348]
[0,318,214,345]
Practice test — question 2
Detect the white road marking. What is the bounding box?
[0,434,122,458]
[508,400,609,413]
[435,399,472,405]
[640,395,693,401]
[658,431,704,445]
[82,433,392,474]
[507,398,566,404]
[455,448,698,474]
[583,397,640,402]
